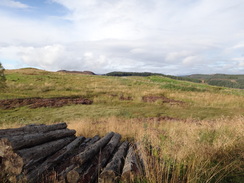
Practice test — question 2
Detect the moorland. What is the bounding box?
[0,68,243,182]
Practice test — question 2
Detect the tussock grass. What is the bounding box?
[1,69,244,182]
[1,69,244,126]
[68,116,244,183]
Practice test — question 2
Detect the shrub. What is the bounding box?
[0,62,6,88]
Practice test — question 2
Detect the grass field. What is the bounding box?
[0,68,243,182]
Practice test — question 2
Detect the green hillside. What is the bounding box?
[0,68,243,125]
[0,68,243,183]
[106,71,244,89]
[106,71,202,83]
[185,74,244,89]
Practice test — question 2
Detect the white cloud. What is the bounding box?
[0,12,70,45]
[233,57,244,62]
[232,44,244,49]
[165,51,192,62]
[232,57,244,67]
[0,0,244,74]
[1,63,17,69]
[50,0,156,40]
[20,45,66,68]
[239,61,244,67]
[182,55,203,66]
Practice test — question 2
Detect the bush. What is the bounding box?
[0,62,6,88]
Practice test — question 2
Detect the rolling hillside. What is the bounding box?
[184,74,244,89]
[0,68,243,183]
[106,71,244,89]
[0,68,243,125]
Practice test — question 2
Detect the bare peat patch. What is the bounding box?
[0,97,93,110]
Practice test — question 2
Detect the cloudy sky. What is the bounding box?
[0,0,244,75]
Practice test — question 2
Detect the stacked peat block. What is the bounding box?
[0,123,144,183]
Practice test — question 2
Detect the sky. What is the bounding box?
[0,0,244,75]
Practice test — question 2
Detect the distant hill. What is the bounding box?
[106,71,201,83]
[106,72,244,89]
[184,74,244,89]
[57,70,95,75]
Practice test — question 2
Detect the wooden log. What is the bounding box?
[26,136,85,182]
[134,143,146,176]
[99,141,129,183]
[2,128,76,150]
[18,136,76,172]
[66,170,80,183]
[121,145,142,182]
[72,132,114,166]
[71,133,122,183]
[89,135,100,143]
[59,164,77,183]
[65,133,114,182]
[0,123,67,138]
[99,133,121,168]
[57,135,100,180]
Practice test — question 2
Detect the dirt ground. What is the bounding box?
[0,97,93,109]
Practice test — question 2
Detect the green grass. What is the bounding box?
[0,68,243,126]
[1,68,244,183]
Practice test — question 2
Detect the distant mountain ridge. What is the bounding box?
[106,71,202,83]
[106,71,244,89]
[57,70,95,75]
[184,74,244,89]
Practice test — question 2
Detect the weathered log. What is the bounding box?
[55,138,92,178]
[121,145,142,182]
[76,163,97,183]
[26,136,85,182]
[0,124,144,183]
[59,164,77,183]
[18,136,76,172]
[134,143,146,176]
[66,170,80,183]
[72,132,114,166]
[57,135,100,180]
[70,133,122,183]
[99,133,121,168]
[0,123,67,138]
[2,128,76,150]
[99,141,129,183]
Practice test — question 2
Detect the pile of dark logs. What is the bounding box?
[0,123,144,183]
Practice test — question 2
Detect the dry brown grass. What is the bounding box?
[1,69,244,182]
[0,123,23,130]
[68,116,244,183]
